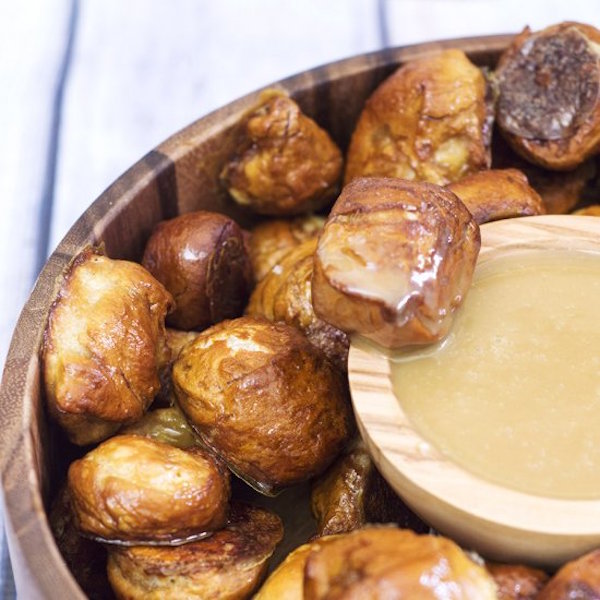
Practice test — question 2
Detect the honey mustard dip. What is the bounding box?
[391,251,600,499]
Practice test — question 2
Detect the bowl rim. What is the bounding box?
[0,33,513,597]
[349,215,600,563]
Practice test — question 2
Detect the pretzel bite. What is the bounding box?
[142,211,253,331]
[254,536,341,600]
[42,248,173,446]
[68,434,230,544]
[49,484,112,600]
[311,438,428,537]
[249,215,325,282]
[344,49,491,186]
[486,562,548,600]
[120,406,200,449]
[537,548,600,599]
[446,168,545,224]
[221,92,343,216]
[573,205,600,216]
[173,316,353,495]
[312,178,480,349]
[491,134,597,214]
[303,527,497,599]
[246,238,349,371]
[496,22,600,170]
[107,502,283,600]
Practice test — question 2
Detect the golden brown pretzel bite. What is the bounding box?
[496,22,600,170]
[345,49,491,185]
[537,549,600,599]
[486,562,549,600]
[303,527,497,599]
[447,168,545,224]
[173,316,353,495]
[107,502,283,600]
[312,178,480,349]
[42,248,173,445]
[248,215,325,282]
[221,92,343,216]
[246,238,349,371]
[68,434,230,544]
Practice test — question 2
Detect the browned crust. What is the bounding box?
[486,562,549,600]
[537,548,600,599]
[447,168,545,224]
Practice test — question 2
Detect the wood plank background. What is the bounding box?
[1,0,597,595]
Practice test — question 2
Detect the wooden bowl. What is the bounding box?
[0,35,510,597]
[349,215,600,570]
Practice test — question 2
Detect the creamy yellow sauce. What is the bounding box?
[391,251,600,499]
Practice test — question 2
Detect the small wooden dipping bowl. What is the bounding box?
[349,215,600,569]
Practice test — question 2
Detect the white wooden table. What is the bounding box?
[1,1,596,596]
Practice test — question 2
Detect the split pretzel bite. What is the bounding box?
[107,502,283,600]
[447,168,545,224]
[42,248,173,446]
[173,316,353,495]
[312,178,480,349]
[344,49,492,185]
[496,22,600,170]
[68,434,230,545]
[221,92,343,216]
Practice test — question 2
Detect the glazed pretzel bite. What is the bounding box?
[303,527,497,599]
[142,211,253,331]
[173,316,353,495]
[447,168,545,224]
[68,434,230,545]
[537,548,600,599]
[221,92,343,216]
[246,238,349,371]
[496,22,600,170]
[107,502,283,600]
[312,177,480,349]
[248,215,325,282]
[42,248,173,446]
[344,49,492,185]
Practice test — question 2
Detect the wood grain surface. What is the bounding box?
[349,215,600,569]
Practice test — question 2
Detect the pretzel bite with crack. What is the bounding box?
[311,438,428,537]
[344,49,492,186]
[173,316,353,495]
[68,434,230,544]
[246,238,349,371]
[446,168,545,224]
[486,562,548,600]
[496,22,600,170]
[254,536,341,600]
[120,405,200,449]
[42,248,173,446]
[49,484,112,600]
[303,527,497,599]
[142,211,253,331]
[107,502,283,600]
[312,178,480,349]
[249,215,325,282]
[221,92,343,216]
[537,548,600,599]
